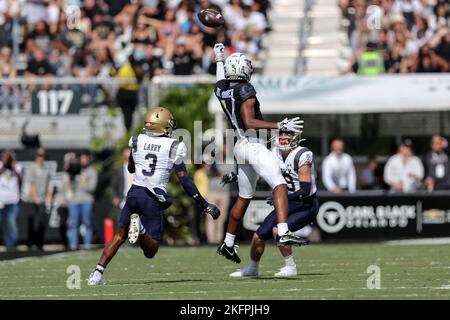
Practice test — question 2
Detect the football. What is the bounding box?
[197,8,225,28]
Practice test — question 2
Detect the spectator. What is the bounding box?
[322,138,357,193]
[25,19,53,54]
[165,36,203,75]
[27,147,52,251]
[359,156,381,190]
[116,53,140,131]
[430,27,450,64]
[25,47,55,91]
[339,0,450,73]
[111,148,134,210]
[205,152,232,244]
[0,46,20,114]
[423,135,450,191]
[383,139,424,193]
[347,41,386,74]
[192,162,208,244]
[411,44,450,72]
[0,150,22,251]
[67,152,98,251]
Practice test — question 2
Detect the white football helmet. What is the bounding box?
[224,53,253,81]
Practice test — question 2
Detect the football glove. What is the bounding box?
[221,172,238,186]
[203,203,221,220]
[277,117,304,133]
[214,43,225,62]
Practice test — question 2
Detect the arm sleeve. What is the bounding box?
[216,61,225,82]
[287,182,312,201]
[321,157,337,191]
[175,162,209,209]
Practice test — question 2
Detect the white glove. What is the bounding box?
[277,117,304,133]
[214,43,225,62]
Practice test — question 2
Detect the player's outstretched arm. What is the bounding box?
[240,100,303,132]
[174,163,221,219]
[214,43,225,82]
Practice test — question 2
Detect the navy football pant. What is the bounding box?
[118,186,164,241]
[256,197,319,241]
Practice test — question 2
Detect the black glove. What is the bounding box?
[221,172,238,186]
[203,203,221,220]
[266,196,274,206]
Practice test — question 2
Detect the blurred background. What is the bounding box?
[0,0,449,255]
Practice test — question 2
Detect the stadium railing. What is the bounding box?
[294,0,315,74]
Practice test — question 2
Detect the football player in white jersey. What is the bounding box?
[224,128,319,277]
[88,107,220,285]
[213,43,307,264]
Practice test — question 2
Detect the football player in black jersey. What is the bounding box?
[213,43,307,264]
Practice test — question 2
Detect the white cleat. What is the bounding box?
[128,213,140,244]
[229,267,258,278]
[87,273,106,286]
[274,265,297,278]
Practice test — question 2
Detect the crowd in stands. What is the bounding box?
[339,0,450,74]
[0,0,270,80]
[322,135,450,194]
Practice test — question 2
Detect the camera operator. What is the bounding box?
[0,150,23,251]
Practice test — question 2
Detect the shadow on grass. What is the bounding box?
[108,279,207,286]
[255,273,329,280]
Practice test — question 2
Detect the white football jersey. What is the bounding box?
[272,146,317,196]
[129,134,187,193]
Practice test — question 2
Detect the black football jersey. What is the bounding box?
[214,80,264,139]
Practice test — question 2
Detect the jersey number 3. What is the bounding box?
[143,153,158,177]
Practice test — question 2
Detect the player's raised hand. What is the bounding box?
[214,43,225,62]
[203,203,221,220]
[278,117,304,133]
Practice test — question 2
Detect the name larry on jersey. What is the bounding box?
[143,143,161,152]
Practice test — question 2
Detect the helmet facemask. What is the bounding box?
[275,130,304,151]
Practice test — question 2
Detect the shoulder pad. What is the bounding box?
[239,82,256,101]
[294,147,312,172]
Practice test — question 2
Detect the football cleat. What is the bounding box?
[274,265,297,278]
[230,267,258,278]
[128,213,140,244]
[277,231,310,247]
[217,243,241,264]
[87,273,106,286]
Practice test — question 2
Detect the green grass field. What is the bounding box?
[1,242,450,299]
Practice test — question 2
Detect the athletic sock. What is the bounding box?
[93,264,105,278]
[139,221,146,235]
[284,255,296,267]
[224,233,236,247]
[248,259,259,270]
[277,223,288,236]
